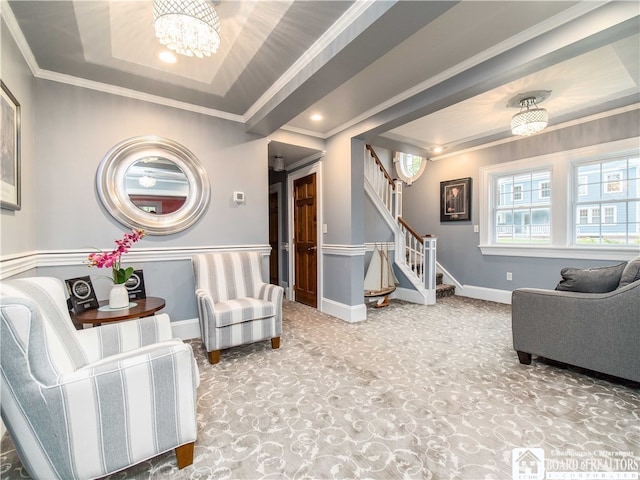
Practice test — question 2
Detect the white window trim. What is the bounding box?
[393,151,426,185]
[479,137,640,260]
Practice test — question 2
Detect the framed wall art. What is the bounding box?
[440,177,471,222]
[1,81,21,210]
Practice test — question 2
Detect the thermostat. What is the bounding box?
[233,191,245,203]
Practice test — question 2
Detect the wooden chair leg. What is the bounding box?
[175,442,194,469]
[208,350,221,364]
[271,337,280,349]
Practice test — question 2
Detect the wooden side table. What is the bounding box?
[70,296,166,329]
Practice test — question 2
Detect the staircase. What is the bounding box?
[364,144,455,304]
[436,272,455,298]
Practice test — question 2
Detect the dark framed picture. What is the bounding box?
[65,276,99,313]
[440,177,471,222]
[125,269,147,300]
[1,81,21,210]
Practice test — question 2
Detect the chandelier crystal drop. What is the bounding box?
[153,0,221,58]
[511,97,548,136]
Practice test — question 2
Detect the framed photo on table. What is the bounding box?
[440,177,471,222]
[1,81,21,211]
[125,269,147,300]
[65,276,99,313]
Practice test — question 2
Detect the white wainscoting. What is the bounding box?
[0,245,272,280]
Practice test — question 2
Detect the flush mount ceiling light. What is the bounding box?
[153,0,221,58]
[273,155,285,172]
[508,90,551,137]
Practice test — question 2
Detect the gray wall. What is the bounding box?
[33,80,268,250]
[399,109,640,291]
[6,74,271,322]
[0,18,36,256]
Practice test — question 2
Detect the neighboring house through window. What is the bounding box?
[479,138,639,258]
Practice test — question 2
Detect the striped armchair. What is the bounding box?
[192,251,284,364]
[0,277,199,480]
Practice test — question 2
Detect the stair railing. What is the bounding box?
[365,144,395,216]
[365,144,437,304]
[398,217,425,286]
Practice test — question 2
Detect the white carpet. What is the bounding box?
[2,297,639,479]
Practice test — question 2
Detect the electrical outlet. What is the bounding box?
[506,272,513,281]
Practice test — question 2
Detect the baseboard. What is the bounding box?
[321,298,367,323]
[393,287,428,305]
[456,285,512,304]
[171,317,201,340]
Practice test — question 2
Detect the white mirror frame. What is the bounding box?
[96,136,210,235]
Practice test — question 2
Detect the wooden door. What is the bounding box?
[269,191,279,285]
[293,173,317,307]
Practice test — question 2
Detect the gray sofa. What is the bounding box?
[512,258,640,383]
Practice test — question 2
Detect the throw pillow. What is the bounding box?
[618,256,640,288]
[555,262,626,293]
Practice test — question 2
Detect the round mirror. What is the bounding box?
[96,136,210,235]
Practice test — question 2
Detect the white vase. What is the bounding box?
[109,284,129,309]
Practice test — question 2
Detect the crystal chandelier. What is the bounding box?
[153,0,221,58]
[139,173,157,188]
[511,96,548,136]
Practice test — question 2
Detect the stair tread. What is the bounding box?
[436,283,455,299]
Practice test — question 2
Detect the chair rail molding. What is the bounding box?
[322,244,367,256]
[0,245,272,279]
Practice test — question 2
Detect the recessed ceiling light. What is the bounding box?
[159,51,177,63]
[432,146,444,154]
[311,114,323,121]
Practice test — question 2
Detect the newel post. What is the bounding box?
[393,180,403,220]
[423,236,437,305]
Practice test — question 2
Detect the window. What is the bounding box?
[578,176,588,196]
[575,157,639,245]
[603,206,616,224]
[494,170,551,244]
[393,151,426,185]
[579,208,588,224]
[605,172,622,193]
[539,181,551,198]
[514,185,523,201]
[479,137,639,258]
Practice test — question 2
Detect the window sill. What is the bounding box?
[478,244,639,261]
